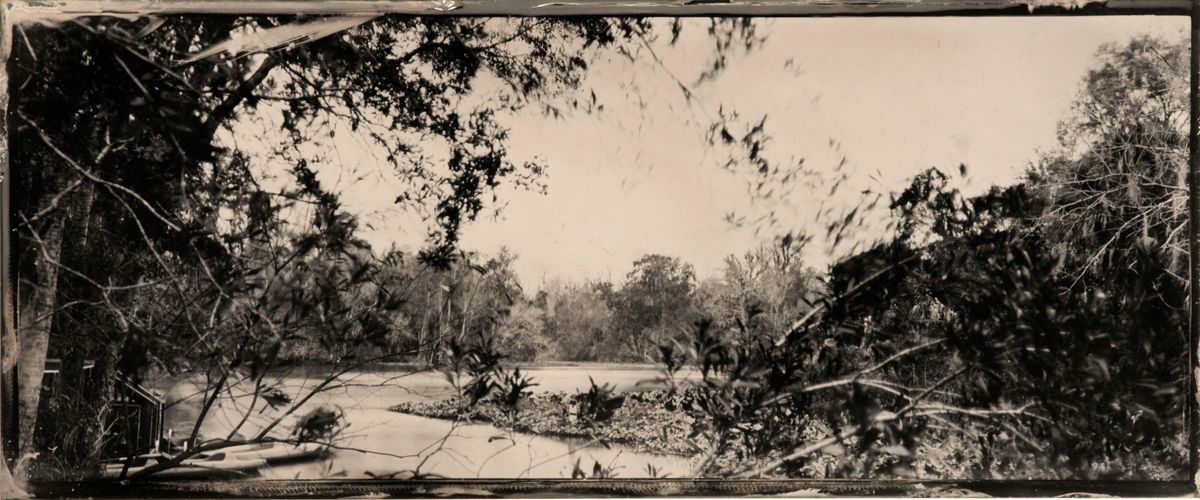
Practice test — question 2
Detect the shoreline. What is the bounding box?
[389,390,708,458]
[263,361,674,375]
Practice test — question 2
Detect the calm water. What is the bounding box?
[158,365,698,479]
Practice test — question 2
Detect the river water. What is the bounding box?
[157,365,698,479]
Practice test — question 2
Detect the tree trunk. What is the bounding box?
[63,181,107,464]
[2,274,29,497]
[15,210,66,478]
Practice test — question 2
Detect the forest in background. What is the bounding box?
[271,239,819,365]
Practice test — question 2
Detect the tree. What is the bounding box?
[493,302,548,362]
[610,255,696,360]
[1028,35,1187,285]
[540,283,614,361]
[1022,35,1187,474]
[718,235,820,343]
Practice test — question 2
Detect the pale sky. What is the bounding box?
[235,16,1187,290]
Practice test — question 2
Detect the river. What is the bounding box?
[156,365,698,479]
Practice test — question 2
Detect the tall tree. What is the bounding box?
[540,282,614,361]
[1029,35,1187,282]
[610,254,696,360]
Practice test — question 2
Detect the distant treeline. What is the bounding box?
[278,235,821,365]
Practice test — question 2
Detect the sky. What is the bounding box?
[239,16,1187,291]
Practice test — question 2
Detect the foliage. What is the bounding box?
[11,14,703,476]
[392,389,707,457]
[656,159,1184,479]
[444,334,507,406]
[493,302,549,362]
[291,406,344,443]
[217,32,1200,480]
[1020,36,1187,475]
[608,255,698,360]
[571,457,619,479]
[576,377,625,425]
[537,282,615,361]
[1028,35,1187,281]
[394,32,1183,481]
[496,367,538,412]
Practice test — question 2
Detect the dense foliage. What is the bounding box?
[412,36,1189,480]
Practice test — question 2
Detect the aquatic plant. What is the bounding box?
[575,377,625,425]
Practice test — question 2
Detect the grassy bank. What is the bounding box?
[390,390,709,457]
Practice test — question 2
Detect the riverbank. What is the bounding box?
[389,390,709,457]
